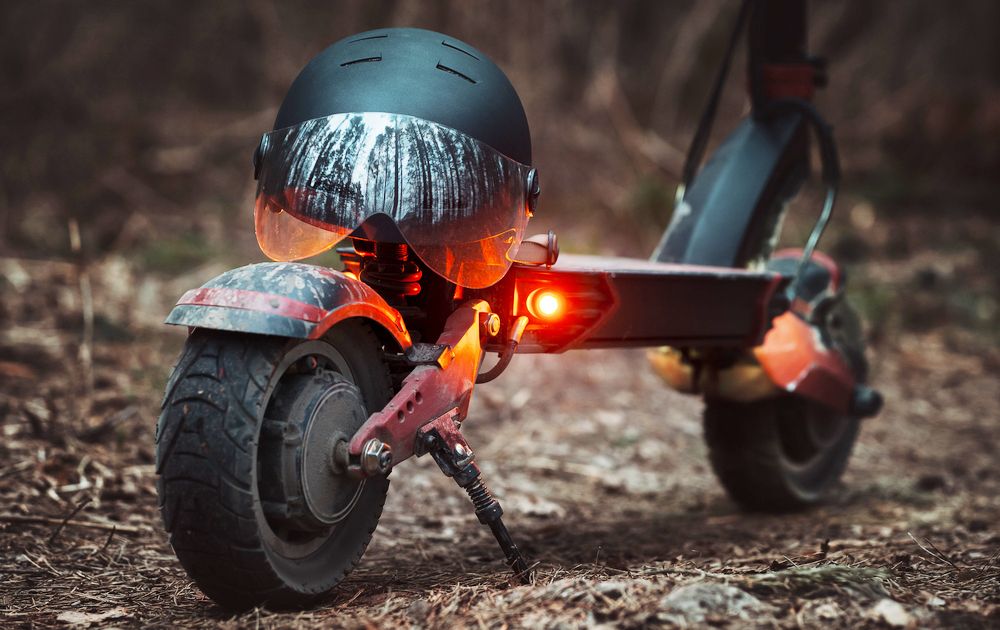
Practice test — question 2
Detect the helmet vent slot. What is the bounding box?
[436,63,476,84]
[349,34,388,44]
[441,40,479,60]
[340,55,382,67]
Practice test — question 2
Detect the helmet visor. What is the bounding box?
[254,112,532,289]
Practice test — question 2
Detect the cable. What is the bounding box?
[761,98,841,294]
[476,316,529,384]
[476,341,517,384]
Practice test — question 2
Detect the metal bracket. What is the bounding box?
[347,301,490,477]
[404,343,455,369]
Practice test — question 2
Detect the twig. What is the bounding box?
[0,513,143,534]
[48,498,92,546]
[88,526,117,558]
[69,218,94,411]
[922,536,961,570]
[908,531,959,569]
[78,406,139,443]
[339,588,366,609]
[0,459,35,480]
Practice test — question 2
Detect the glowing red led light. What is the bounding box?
[528,289,564,319]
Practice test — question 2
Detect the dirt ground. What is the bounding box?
[1,231,998,628]
[1,2,997,626]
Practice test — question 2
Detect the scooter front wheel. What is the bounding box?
[155,321,393,610]
[703,297,867,512]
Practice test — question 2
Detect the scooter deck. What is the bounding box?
[506,254,787,353]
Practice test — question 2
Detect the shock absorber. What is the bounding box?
[358,241,423,301]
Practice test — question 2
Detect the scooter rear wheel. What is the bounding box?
[703,297,867,511]
[156,321,392,610]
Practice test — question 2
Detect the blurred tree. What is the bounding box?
[0,0,996,261]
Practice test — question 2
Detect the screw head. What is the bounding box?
[454,443,469,458]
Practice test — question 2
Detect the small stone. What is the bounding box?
[504,494,566,519]
[659,583,770,625]
[56,607,131,625]
[869,598,913,628]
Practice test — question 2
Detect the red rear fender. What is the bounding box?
[165,262,410,349]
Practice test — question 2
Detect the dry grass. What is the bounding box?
[1,235,999,627]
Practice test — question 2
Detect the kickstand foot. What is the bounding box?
[417,413,533,584]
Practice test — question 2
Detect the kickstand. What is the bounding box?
[416,412,533,585]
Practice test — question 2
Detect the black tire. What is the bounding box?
[155,320,393,610]
[703,298,867,512]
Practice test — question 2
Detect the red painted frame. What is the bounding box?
[347,301,491,474]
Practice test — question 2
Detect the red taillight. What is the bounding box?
[527,288,564,320]
[509,268,615,352]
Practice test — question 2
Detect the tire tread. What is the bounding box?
[156,325,390,610]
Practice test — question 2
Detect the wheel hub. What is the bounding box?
[258,370,368,534]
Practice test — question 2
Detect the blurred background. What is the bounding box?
[2,0,998,494]
[1,1,998,625]
[1,0,997,348]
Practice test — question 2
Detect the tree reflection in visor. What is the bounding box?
[253,112,533,289]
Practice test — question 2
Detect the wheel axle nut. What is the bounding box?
[361,438,392,475]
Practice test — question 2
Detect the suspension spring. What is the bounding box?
[359,242,423,298]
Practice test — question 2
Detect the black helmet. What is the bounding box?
[253,27,539,289]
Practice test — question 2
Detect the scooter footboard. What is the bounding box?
[499,254,788,353]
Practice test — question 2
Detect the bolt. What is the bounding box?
[482,313,501,338]
[851,385,884,418]
[454,443,469,458]
[378,450,393,469]
[361,439,393,476]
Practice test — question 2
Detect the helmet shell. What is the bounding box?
[273,27,531,165]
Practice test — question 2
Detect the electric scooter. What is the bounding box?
[157,0,882,610]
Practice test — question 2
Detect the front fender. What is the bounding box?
[165,262,411,349]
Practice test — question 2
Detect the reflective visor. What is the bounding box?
[254,112,532,289]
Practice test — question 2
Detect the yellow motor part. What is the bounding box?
[646,346,781,402]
